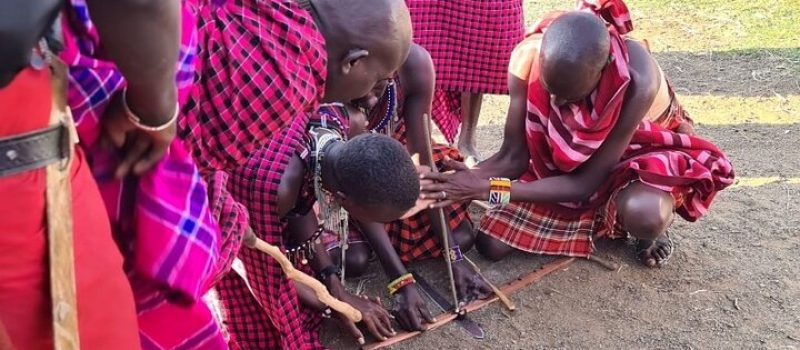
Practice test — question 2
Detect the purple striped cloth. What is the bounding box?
[61,1,226,349]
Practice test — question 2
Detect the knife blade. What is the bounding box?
[411,272,485,339]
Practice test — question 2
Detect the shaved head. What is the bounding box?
[540,11,610,105]
[314,0,412,103]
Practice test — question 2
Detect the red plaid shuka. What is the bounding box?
[223,121,325,350]
[406,0,525,143]
[182,1,328,349]
[180,0,327,172]
[479,0,735,258]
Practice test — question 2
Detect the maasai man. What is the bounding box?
[221,117,421,347]
[420,0,734,268]
[179,0,413,348]
[60,1,225,348]
[321,44,492,331]
[0,0,189,348]
[406,0,525,165]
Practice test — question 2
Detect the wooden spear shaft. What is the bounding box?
[420,113,461,314]
[46,59,80,350]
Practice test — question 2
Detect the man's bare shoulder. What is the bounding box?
[624,39,660,101]
[509,34,542,81]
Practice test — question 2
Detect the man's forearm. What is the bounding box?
[471,151,527,181]
[86,0,180,124]
[359,221,408,280]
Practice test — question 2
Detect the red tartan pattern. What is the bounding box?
[180,0,327,172]
[406,0,524,94]
[406,0,525,143]
[221,122,324,350]
[430,90,462,144]
[479,181,685,258]
[183,0,329,348]
[216,265,323,350]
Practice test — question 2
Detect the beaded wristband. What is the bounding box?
[387,273,416,295]
[488,177,512,206]
[122,88,179,132]
[447,246,464,263]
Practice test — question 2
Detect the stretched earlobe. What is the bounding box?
[341,49,369,75]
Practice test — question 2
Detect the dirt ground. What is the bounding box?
[319,1,800,349]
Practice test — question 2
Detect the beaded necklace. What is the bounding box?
[370,80,398,136]
[310,123,349,282]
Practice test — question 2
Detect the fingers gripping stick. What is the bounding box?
[420,114,461,315]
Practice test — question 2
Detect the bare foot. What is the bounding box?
[635,233,673,268]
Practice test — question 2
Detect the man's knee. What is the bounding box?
[616,183,674,240]
[343,243,371,278]
[476,232,513,262]
[452,221,475,252]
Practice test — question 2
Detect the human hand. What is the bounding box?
[419,158,489,208]
[337,293,395,344]
[102,91,176,178]
[400,164,438,219]
[391,284,436,331]
[452,262,492,304]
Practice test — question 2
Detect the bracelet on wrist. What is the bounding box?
[122,87,179,132]
[488,177,511,206]
[387,273,416,295]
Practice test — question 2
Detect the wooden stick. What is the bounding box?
[464,257,516,311]
[421,113,460,314]
[244,232,363,323]
[46,59,80,350]
[363,258,575,350]
[587,255,620,271]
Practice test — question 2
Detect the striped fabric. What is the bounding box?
[479,0,734,257]
[60,2,225,349]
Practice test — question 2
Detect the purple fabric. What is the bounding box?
[60,1,226,349]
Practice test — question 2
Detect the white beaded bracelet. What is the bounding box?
[122,88,179,132]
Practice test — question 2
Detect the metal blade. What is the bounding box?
[412,272,485,339]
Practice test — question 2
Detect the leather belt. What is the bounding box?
[0,124,69,178]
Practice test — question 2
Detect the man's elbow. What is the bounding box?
[570,181,601,202]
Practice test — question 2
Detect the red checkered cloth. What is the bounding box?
[180,0,327,172]
[322,146,471,263]
[216,263,323,350]
[219,122,325,350]
[479,0,734,258]
[184,0,328,348]
[406,0,525,143]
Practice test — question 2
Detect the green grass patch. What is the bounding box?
[523,0,800,55]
